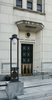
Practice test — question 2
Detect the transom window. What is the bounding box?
[16,0,22,8]
[27,1,32,10]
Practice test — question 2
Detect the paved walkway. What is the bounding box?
[0,77,52,89]
[0,77,52,100]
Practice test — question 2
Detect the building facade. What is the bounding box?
[0,0,52,77]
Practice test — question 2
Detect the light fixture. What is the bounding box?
[13,38,17,45]
[10,34,19,82]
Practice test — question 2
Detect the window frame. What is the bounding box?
[27,1,32,10]
[37,4,42,12]
[16,0,22,8]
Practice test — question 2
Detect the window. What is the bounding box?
[16,0,22,8]
[37,4,42,12]
[37,0,42,12]
[27,1,32,10]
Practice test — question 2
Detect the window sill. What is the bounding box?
[13,7,46,15]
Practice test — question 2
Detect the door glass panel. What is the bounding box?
[23,46,26,51]
[23,52,26,57]
[27,46,30,51]
[24,65,26,74]
[27,52,30,57]
[21,65,23,74]
[27,58,31,63]
[28,65,30,74]
[31,64,32,73]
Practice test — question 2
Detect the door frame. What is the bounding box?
[19,40,35,76]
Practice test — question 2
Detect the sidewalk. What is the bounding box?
[0,77,52,100]
[0,77,52,90]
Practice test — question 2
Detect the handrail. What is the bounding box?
[34,70,44,79]
[34,70,39,73]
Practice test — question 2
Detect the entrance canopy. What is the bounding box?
[15,20,44,32]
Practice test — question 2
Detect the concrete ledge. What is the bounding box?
[13,7,46,15]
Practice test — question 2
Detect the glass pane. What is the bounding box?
[16,5,22,8]
[23,58,26,63]
[31,64,32,73]
[37,5,41,10]
[16,0,22,4]
[27,46,30,51]
[16,1,21,5]
[23,46,26,51]
[16,0,22,7]
[28,65,30,73]
[21,65,23,74]
[27,52,30,57]
[27,58,31,63]
[24,65,26,74]
[27,8,32,10]
[23,52,26,57]
[37,5,42,12]
[27,2,32,8]
[27,2,32,10]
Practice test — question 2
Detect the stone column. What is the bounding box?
[14,0,16,6]
[33,0,37,11]
[22,0,27,9]
[42,0,45,13]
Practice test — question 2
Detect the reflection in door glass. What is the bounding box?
[24,65,26,74]
[31,64,32,74]
[28,65,30,74]
[21,65,23,74]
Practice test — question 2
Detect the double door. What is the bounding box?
[21,44,33,76]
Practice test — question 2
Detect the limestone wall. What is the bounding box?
[0,0,52,75]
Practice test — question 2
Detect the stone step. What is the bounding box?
[17,90,52,100]
[0,86,6,91]
[0,98,16,100]
[9,99,16,100]
[34,95,52,100]
[0,90,8,100]
[0,91,16,100]
[21,76,42,81]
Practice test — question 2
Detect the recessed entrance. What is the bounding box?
[21,44,33,76]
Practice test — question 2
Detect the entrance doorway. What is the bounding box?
[21,44,33,76]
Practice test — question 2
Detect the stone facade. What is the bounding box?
[0,0,52,76]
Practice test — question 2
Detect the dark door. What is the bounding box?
[21,44,33,76]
